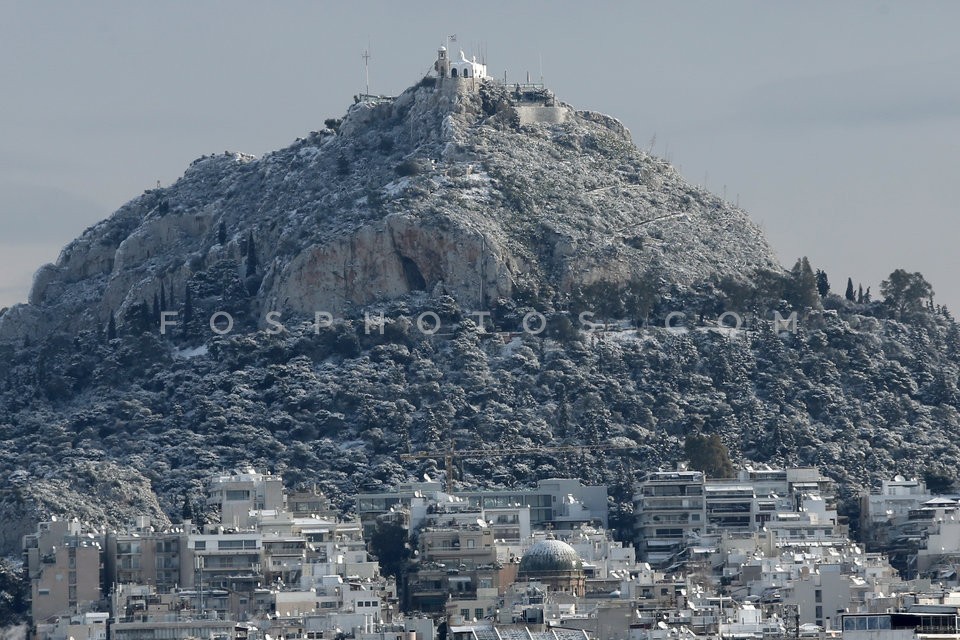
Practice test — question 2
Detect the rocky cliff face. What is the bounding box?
[0,77,779,343]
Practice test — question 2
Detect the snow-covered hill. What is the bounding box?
[2,71,958,561]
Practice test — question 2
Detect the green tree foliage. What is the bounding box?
[0,558,28,623]
[684,432,735,478]
[245,231,258,277]
[395,159,421,177]
[368,521,411,580]
[336,153,351,176]
[881,269,934,317]
[181,491,194,522]
[815,269,830,297]
[924,466,956,494]
[785,257,819,309]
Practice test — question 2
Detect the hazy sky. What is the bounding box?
[2,1,959,311]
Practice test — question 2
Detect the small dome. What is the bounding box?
[518,538,582,575]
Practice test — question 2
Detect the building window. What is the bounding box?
[194,541,206,550]
[461,608,470,619]
[476,608,484,620]
[452,68,458,78]
[815,589,822,603]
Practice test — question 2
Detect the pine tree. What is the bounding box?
[845,278,855,302]
[684,432,735,478]
[245,230,258,277]
[881,269,932,316]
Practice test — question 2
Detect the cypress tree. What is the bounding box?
[845,278,856,301]
[815,269,830,297]
[786,257,818,309]
[138,301,152,334]
[245,230,258,277]
[857,284,864,304]
[181,492,194,522]
[160,282,167,312]
[107,312,117,341]
[183,286,194,338]
[218,221,227,246]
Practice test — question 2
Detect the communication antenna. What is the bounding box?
[539,52,543,84]
[362,45,371,96]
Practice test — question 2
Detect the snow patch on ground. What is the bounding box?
[382,177,413,197]
[500,335,524,355]
[173,345,209,359]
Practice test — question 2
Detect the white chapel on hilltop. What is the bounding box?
[434,46,488,79]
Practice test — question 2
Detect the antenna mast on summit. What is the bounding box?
[362,46,371,96]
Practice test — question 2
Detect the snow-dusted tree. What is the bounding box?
[881,269,934,317]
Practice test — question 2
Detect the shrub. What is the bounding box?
[395,159,420,177]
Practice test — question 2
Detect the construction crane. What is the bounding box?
[400,443,637,490]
